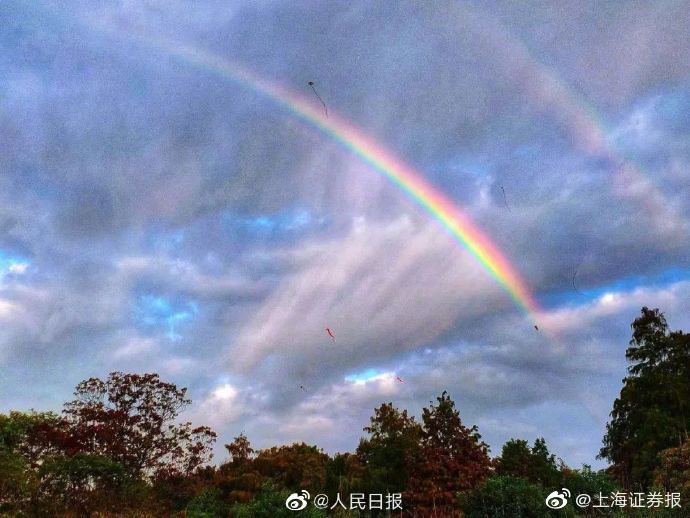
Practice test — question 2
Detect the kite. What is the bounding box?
[396,376,406,384]
[534,325,539,331]
[299,385,306,392]
[325,327,335,342]
[500,185,512,212]
[572,263,582,294]
[308,81,328,118]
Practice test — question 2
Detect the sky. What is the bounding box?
[1,0,690,469]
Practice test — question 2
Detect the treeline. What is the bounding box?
[0,307,688,516]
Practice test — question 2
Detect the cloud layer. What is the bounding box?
[1,0,689,467]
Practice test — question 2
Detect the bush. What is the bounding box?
[459,475,566,518]
[186,488,230,517]
[231,482,326,518]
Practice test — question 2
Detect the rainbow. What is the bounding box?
[471,7,682,235]
[99,31,543,322]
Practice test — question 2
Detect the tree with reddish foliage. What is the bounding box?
[253,442,330,492]
[405,391,492,517]
[226,433,254,467]
[61,372,216,479]
[216,434,262,504]
[215,438,331,507]
[654,439,690,495]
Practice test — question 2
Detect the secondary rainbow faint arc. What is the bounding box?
[118,34,542,321]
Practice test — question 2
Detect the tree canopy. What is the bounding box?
[1,308,688,515]
[600,307,690,489]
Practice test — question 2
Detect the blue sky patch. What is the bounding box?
[345,368,384,383]
[0,251,29,278]
[136,295,199,341]
[542,268,690,309]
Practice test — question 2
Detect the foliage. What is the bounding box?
[600,308,690,489]
[459,475,561,518]
[36,453,129,515]
[215,434,263,505]
[356,402,422,495]
[654,439,690,495]
[225,433,254,466]
[2,308,689,514]
[0,374,215,515]
[562,464,618,500]
[0,411,62,513]
[325,452,365,503]
[253,442,330,493]
[405,391,492,516]
[63,372,217,479]
[186,488,231,517]
[497,437,562,487]
[231,482,326,518]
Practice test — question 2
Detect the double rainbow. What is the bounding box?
[105,32,543,323]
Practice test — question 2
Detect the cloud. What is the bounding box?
[229,214,511,376]
[1,0,689,471]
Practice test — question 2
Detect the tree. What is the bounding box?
[654,440,690,495]
[253,443,330,493]
[226,433,254,467]
[562,464,618,516]
[1,374,218,514]
[62,372,217,479]
[231,481,326,518]
[216,434,263,505]
[497,438,562,488]
[406,391,492,516]
[186,488,231,518]
[0,411,62,513]
[356,402,422,496]
[600,308,690,489]
[325,452,365,503]
[37,453,129,515]
[458,476,557,518]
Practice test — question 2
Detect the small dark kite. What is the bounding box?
[308,81,328,117]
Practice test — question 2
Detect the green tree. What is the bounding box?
[325,452,365,504]
[496,438,562,487]
[231,482,326,518]
[459,476,559,518]
[562,464,618,500]
[0,411,62,513]
[356,402,422,496]
[36,453,130,515]
[186,488,231,517]
[600,308,690,489]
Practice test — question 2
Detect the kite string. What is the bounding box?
[308,81,328,117]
